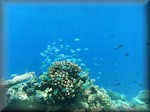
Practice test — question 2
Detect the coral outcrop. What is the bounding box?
[129,90,150,111]
[0,61,150,112]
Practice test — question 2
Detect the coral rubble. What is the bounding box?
[0,61,150,112]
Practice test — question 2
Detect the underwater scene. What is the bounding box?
[0,2,149,112]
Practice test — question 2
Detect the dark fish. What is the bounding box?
[124,53,130,56]
[123,85,127,88]
[115,44,124,50]
[114,79,118,82]
[110,34,115,38]
[139,83,143,86]
[133,80,137,83]
[118,44,124,48]
[113,82,121,86]
[128,87,132,90]
[104,83,108,86]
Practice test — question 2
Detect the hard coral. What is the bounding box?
[4,61,150,112]
[41,60,88,104]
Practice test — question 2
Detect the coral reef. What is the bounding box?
[108,89,150,111]
[129,90,150,111]
[107,89,126,101]
[136,90,150,104]
[0,61,150,112]
[0,72,35,87]
[46,61,83,103]
[0,86,7,111]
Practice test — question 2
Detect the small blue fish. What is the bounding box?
[53,89,58,95]
[84,48,89,51]
[78,72,85,77]
[54,49,61,53]
[62,66,67,69]
[84,68,90,72]
[66,45,70,48]
[74,38,81,41]
[11,74,18,77]
[77,59,82,62]
[47,45,51,48]
[52,42,56,45]
[70,49,76,53]
[56,77,62,80]
[76,48,81,51]
[61,88,66,92]
[83,83,88,89]
[40,52,47,57]
[58,39,62,42]
[80,63,86,66]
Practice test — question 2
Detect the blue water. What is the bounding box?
[3,2,147,100]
